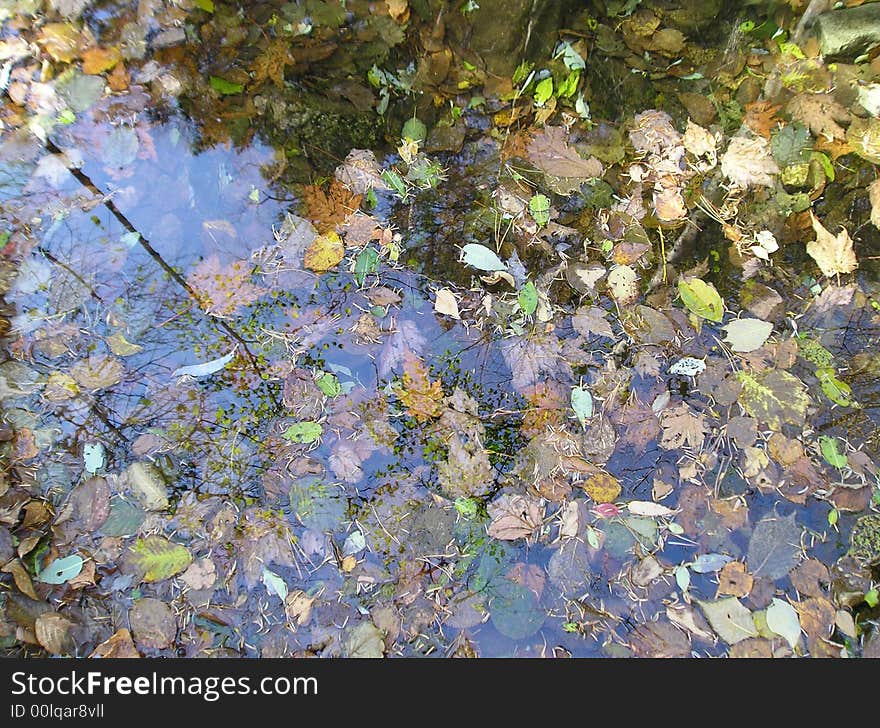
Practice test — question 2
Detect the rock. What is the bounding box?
[815,4,880,59]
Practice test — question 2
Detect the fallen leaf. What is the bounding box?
[343,621,385,657]
[302,180,361,233]
[766,598,801,649]
[397,352,444,422]
[70,354,123,390]
[123,536,192,583]
[487,494,543,540]
[736,369,810,430]
[629,620,690,657]
[722,318,774,353]
[329,437,374,483]
[720,135,779,188]
[869,179,880,230]
[179,558,216,590]
[81,46,122,74]
[35,612,75,655]
[304,231,345,272]
[527,125,603,180]
[580,472,621,503]
[434,288,460,319]
[126,461,168,511]
[659,403,706,450]
[334,149,390,195]
[807,213,858,277]
[607,264,639,305]
[786,93,850,141]
[717,561,754,598]
[697,597,758,645]
[187,256,267,317]
[129,598,175,650]
[746,511,801,581]
[460,243,506,271]
[790,558,830,599]
[796,596,835,654]
[571,305,613,339]
[90,628,140,658]
[171,350,235,378]
[743,100,782,138]
[678,276,724,322]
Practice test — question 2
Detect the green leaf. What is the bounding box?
[766,598,801,649]
[771,123,811,166]
[528,193,551,227]
[518,281,538,315]
[261,567,288,601]
[816,367,856,407]
[126,536,192,582]
[282,421,323,444]
[316,372,342,398]
[571,386,593,426]
[381,169,409,200]
[401,117,427,143]
[101,497,145,537]
[865,589,879,608]
[454,497,478,519]
[194,0,214,11]
[828,508,839,527]
[736,369,810,429]
[678,277,724,322]
[37,555,83,584]
[460,243,506,271]
[354,246,380,287]
[209,76,244,95]
[533,76,553,105]
[83,443,104,474]
[819,435,847,469]
[557,69,581,98]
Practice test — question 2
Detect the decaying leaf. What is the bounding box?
[678,276,724,322]
[35,612,76,655]
[659,403,706,451]
[90,628,140,658]
[747,511,802,581]
[434,288,460,319]
[187,256,268,317]
[487,494,543,541]
[335,149,390,195]
[607,264,639,305]
[527,125,603,182]
[70,354,123,390]
[580,472,621,503]
[736,369,810,430]
[807,213,858,278]
[717,561,753,598]
[129,598,175,650]
[786,93,850,142]
[629,620,691,658]
[697,597,758,645]
[304,231,345,272]
[722,318,773,353]
[869,179,880,230]
[720,135,779,189]
[123,536,193,583]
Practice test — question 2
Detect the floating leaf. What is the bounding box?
[690,553,733,574]
[607,264,638,304]
[106,332,143,356]
[487,494,543,541]
[581,472,621,503]
[722,318,774,353]
[37,554,83,584]
[101,497,145,537]
[129,598,175,650]
[304,231,345,272]
[747,512,801,581]
[315,372,342,398]
[434,288,460,319]
[460,243,506,271]
[518,281,538,315]
[125,536,192,582]
[678,276,724,322]
[736,369,810,429]
[627,501,677,518]
[819,436,847,469]
[668,357,706,377]
[126,462,168,512]
[171,350,235,378]
[209,76,244,95]
[282,421,323,444]
[766,598,801,649]
[83,443,104,474]
[354,246,380,286]
[261,567,288,601]
[571,386,593,425]
[697,597,758,645]
[816,367,856,407]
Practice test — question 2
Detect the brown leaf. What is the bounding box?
[302,179,362,234]
[790,558,830,599]
[35,612,76,655]
[869,179,880,230]
[486,494,543,541]
[629,620,690,658]
[250,37,292,87]
[612,397,661,456]
[652,184,687,222]
[506,563,545,599]
[659,403,706,450]
[527,126,603,180]
[571,305,613,339]
[70,354,123,390]
[179,558,217,591]
[69,476,110,532]
[807,212,858,277]
[717,561,753,598]
[786,93,850,141]
[335,149,390,195]
[2,559,39,600]
[129,598,176,650]
[796,596,835,655]
[90,628,140,658]
[329,437,375,484]
[743,100,782,138]
[187,256,268,317]
[437,432,494,498]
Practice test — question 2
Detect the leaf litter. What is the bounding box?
[1,0,878,661]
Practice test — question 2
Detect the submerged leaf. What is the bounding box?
[697,597,758,645]
[171,350,235,378]
[736,369,810,429]
[722,318,773,353]
[678,276,724,322]
[747,512,801,581]
[125,536,192,583]
[766,598,801,649]
[807,213,858,278]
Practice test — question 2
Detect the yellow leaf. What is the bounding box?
[38,23,88,63]
[807,212,858,277]
[434,288,460,319]
[81,46,122,74]
[304,231,345,272]
[397,352,444,422]
[581,472,621,503]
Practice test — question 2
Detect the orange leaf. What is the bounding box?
[302,180,362,234]
[397,352,444,422]
[81,46,122,74]
[743,100,782,138]
[580,472,621,503]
